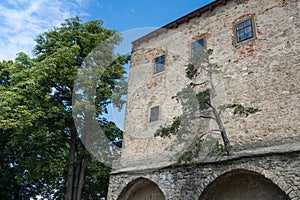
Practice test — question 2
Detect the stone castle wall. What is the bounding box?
[108,148,300,199]
[120,0,300,168]
[108,0,300,199]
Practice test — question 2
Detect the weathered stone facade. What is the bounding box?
[108,0,300,199]
[109,145,300,199]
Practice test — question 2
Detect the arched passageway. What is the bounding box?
[118,177,165,200]
[199,169,290,200]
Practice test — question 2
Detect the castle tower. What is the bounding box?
[108,0,300,199]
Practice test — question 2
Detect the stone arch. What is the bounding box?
[118,177,165,200]
[198,169,290,200]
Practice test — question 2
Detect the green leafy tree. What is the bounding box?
[0,54,65,199]
[0,17,129,199]
[155,49,260,163]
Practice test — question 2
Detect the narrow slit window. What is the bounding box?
[150,106,159,122]
[191,38,205,56]
[154,55,165,74]
[236,18,254,43]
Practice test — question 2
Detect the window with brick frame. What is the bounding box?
[150,106,159,122]
[154,55,165,74]
[235,17,255,43]
[191,38,205,56]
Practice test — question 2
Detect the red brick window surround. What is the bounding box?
[235,17,255,43]
[154,55,165,74]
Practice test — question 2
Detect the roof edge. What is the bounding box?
[132,0,227,45]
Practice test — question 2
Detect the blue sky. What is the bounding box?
[0,0,214,61]
[0,0,214,129]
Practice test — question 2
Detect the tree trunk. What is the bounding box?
[211,104,232,156]
[65,121,77,200]
[72,159,81,200]
[76,154,88,200]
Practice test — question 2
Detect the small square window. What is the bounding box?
[191,39,205,56]
[154,55,165,74]
[235,18,254,43]
[150,106,159,122]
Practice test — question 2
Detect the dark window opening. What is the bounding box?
[236,18,254,43]
[191,38,205,56]
[150,106,159,122]
[154,55,165,74]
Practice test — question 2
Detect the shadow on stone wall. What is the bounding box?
[199,169,290,200]
[118,177,165,200]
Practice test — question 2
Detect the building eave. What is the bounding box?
[132,0,228,46]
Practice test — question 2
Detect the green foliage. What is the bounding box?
[196,89,211,111]
[177,151,193,165]
[156,47,260,165]
[185,49,219,80]
[176,86,197,108]
[100,118,123,148]
[154,117,181,138]
[222,104,261,117]
[207,49,213,55]
[0,56,67,199]
[81,158,110,199]
[175,137,232,166]
[178,139,204,166]
[212,140,231,156]
[0,16,129,199]
[195,139,205,154]
[185,63,197,80]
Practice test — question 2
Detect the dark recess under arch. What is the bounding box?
[118,177,165,200]
[199,169,290,200]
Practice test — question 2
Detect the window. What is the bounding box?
[154,55,165,74]
[191,38,205,56]
[235,18,254,43]
[150,106,159,122]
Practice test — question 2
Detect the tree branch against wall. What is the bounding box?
[155,49,260,165]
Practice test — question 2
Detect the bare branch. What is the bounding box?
[206,101,213,108]
[190,81,206,88]
[197,115,216,120]
[219,108,222,116]
[208,129,222,133]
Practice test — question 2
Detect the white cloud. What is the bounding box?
[0,0,89,61]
